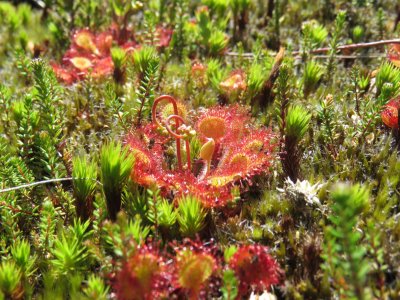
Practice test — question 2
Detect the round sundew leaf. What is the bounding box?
[229,153,249,171]
[219,71,247,96]
[51,63,76,84]
[208,174,239,187]
[198,116,226,140]
[244,139,264,152]
[74,30,99,55]
[131,148,151,165]
[70,57,92,70]
[177,252,215,291]
[91,57,114,78]
[96,32,113,55]
[131,253,160,290]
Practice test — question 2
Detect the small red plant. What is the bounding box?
[51,29,118,84]
[112,239,282,299]
[219,70,247,98]
[114,244,171,300]
[52,25,172,84]
[174,249,216,298]
[191,61,207,79]
[170,239,221,299]
[156,26,173,49]
[229,244,281,296]
[127,95,277,207]
[387,44,400,68]
[381,97,400,129]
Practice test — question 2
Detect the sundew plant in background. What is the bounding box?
[2,0,400,299]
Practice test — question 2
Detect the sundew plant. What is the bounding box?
[2,0,400,299]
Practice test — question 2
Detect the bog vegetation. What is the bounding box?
[1,0,400,299]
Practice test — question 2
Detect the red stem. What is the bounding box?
[152,95,182,170]
[165,114,185,139]
[165,114,192,171]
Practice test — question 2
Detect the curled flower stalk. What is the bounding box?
[165,114,192,171]
[152,95,183,170]
[127,95,277,207]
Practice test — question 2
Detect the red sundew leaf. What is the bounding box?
[387,44,400,68]
[197,116,227,140]
[195,104,249,144]
[70,56,93,71]
[229,245,281,296]
[169,239,222,298]
[381,97,400,128]
[170,172,234,207]
[62,49,96,65]
[114,245,171,300]
[208,130,276,188]
[126,134,167,188]
[156,26,173,48]
[91,57,114,78]
[50,62,78,85]
[219,70,247,96]
[53,25,142,84]
[159,100,188,122]
[191,62,207,80]
[175,250,216,294]
[73,29,100,55]
[95,31,113,55]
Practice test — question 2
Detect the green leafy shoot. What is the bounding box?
[83,275,109,300]
[0,261,22,297]
[157,199,177,228]
[11,239,36,277]
[111,47,127,69]
[100,141,135,221]
[208,30,228,57]
[323,183,369,299]
[352,25,364,43]
[207,58,226,89]
[72,156,97,221]
[224,245,238,263]
[247,63,266,97]
[132,46,158,76]
[177,195,207,238]
[302,21,328,51]
[51,232,88,276]
[302,60,324,97]
[126,216,151,243]
[229,0,250,15]
[375,62,400,97]
[285,105,311,141]
[202,0,228,18]
[221,269,239,300]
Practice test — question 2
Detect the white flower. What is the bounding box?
[249,291,277,300]
[278,177,324,206]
